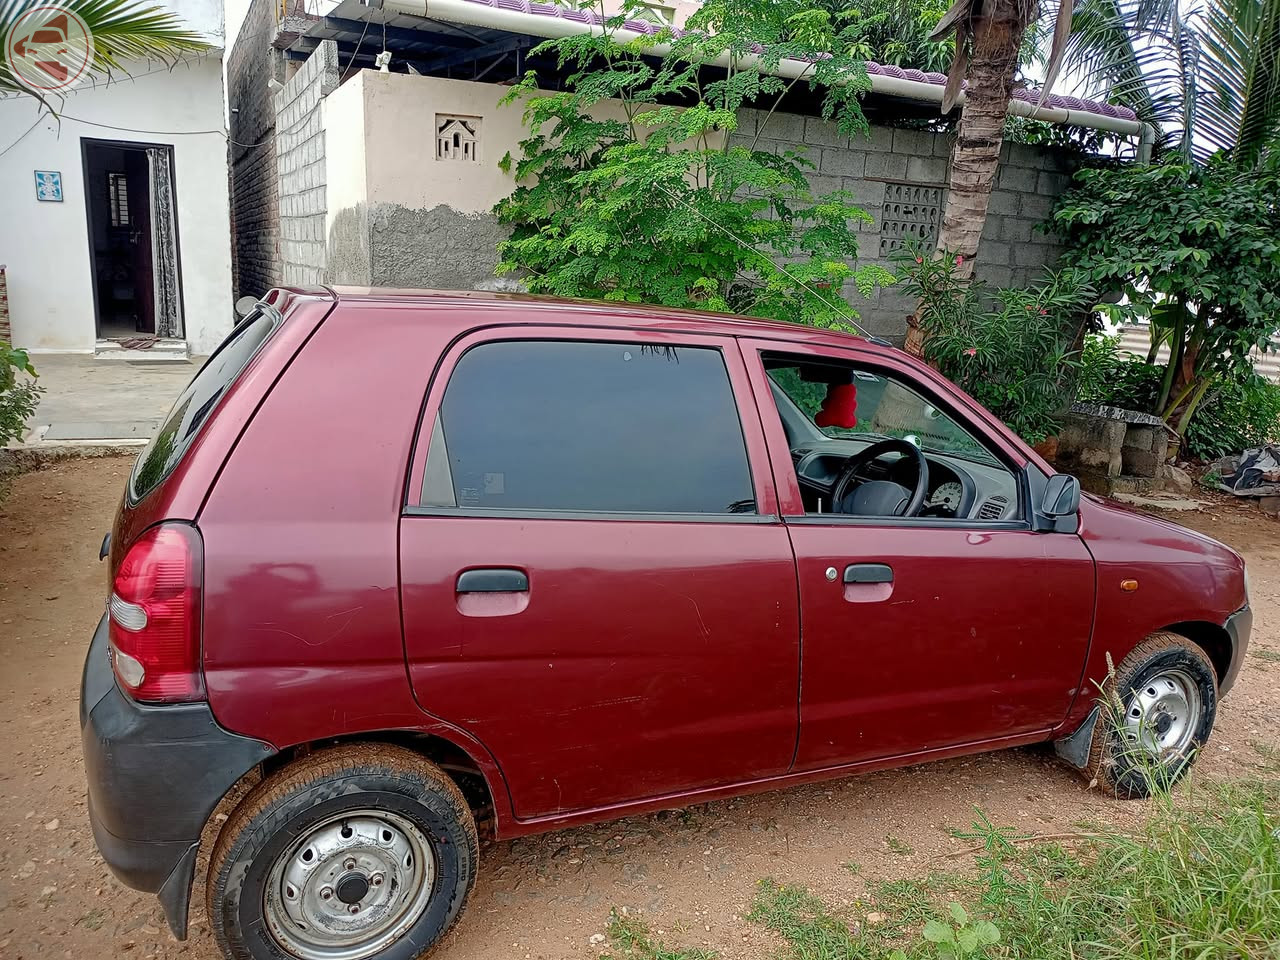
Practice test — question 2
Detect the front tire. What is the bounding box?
[1087,633,1218,798]
[207,744,479,960]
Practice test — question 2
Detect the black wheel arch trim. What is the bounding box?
[1221,604,1252,695]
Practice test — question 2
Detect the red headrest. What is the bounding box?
[815,382,858,429]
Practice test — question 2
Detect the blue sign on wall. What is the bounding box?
[35,170,62,202]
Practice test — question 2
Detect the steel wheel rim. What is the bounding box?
[263,809,435,960]
[1121,667,1202,759]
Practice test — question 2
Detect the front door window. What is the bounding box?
[764,355,1019,521]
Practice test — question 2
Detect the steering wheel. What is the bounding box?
[830,438,930,517]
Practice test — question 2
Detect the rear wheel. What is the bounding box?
[208,744,479,960]
[1087,633,1218,798]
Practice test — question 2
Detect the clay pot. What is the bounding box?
[1033,435,1060,462]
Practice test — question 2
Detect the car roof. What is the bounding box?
[308,285,896,355]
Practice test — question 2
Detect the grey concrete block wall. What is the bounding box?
[226,0,285,300]
[733,109,1080,340]
[273,41,338,287]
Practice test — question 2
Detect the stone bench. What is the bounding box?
[1055,403,1175,495]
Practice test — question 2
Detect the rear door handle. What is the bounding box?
[456,568,529,593]
[843,563,893,584]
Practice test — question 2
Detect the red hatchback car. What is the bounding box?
[82,288,1252,960]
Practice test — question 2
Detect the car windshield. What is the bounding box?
[767,365,1001,466]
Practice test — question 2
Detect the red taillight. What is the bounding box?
[107,523,204,703]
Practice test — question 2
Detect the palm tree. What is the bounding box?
[1065,0,1280,167]
[929,0,1045,275]
[1,0,208,110]
[904,0,1074,355]
[907,0,1276,357]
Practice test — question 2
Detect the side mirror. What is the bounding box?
[1042,474,1081,518]
[235,295,259,319]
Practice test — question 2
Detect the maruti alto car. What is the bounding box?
[82,288,1251,960]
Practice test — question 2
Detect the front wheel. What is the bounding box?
[1086,633,1218,798]
[207,744,479,960]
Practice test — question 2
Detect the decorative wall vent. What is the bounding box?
[878,182,944,257]
[436,115,480,162]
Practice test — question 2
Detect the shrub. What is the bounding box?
[0,343,41,447]
[1077,334,1280,460]
[493,0,893,330]
[1184,373,1280,460]
[1054,159,1280,438]
[1076,333,1162,411]
[894,249,1096,445]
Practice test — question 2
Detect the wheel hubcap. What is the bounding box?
[264,811,435,960]
[1121,668,1202,758]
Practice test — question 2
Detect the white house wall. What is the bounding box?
[0,55,234,354]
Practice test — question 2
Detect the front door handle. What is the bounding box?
[843,563,893,584]
[457,568,529,593]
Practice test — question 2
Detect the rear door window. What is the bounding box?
[423,339,756,515]
[129,308,277,503]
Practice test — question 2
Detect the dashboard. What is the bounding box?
[791,442,1019,520]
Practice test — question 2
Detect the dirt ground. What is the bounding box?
[1,457,1276,960]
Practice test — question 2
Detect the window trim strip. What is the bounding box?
[402,505,781,524]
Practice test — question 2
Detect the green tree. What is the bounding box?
[827,0,957,74]
[1,0,207,110]
[1064,0,1280,167]
[1053,157,1280,439]
[493,0,893,330]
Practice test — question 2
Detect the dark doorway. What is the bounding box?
[82,139,184,341]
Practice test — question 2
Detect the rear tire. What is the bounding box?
[1086,633,1217,798]
[207,744,479,960]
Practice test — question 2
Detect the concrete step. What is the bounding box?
[94,338,188,361]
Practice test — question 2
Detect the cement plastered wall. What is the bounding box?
[321,71,530,288]
[317,71,1077,329]
[0,56,235,353]
[274,41,339,286]
[731,109,1077,338]
[321,71,721,290]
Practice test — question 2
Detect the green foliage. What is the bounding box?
[901,904,1000,960]
[1184,373,1280,460]
[494,0,894,331]
[1055,158,1280,435]
[1001,115,1115,154]
[1,0,209,107]
[1064,0,1280,167]
[751,782,1280,960]
[1078,334,1280,459]
[748,879,871,956]
[601,911,715,960]
[894,247,1096,444]
[819,0,957,74]
[0,342,41,448]
[1075,333,1162,410]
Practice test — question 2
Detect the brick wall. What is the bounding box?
[274,41,338,286]
[226,0,285,299]
[0,265,9,343]
[733,110,1078,338]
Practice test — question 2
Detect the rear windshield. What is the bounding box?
[129,308,278,503]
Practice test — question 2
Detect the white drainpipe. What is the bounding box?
[368,0,1144,136]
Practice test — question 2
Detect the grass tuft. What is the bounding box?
[603,911,716,960]
[750,782,1279,959]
